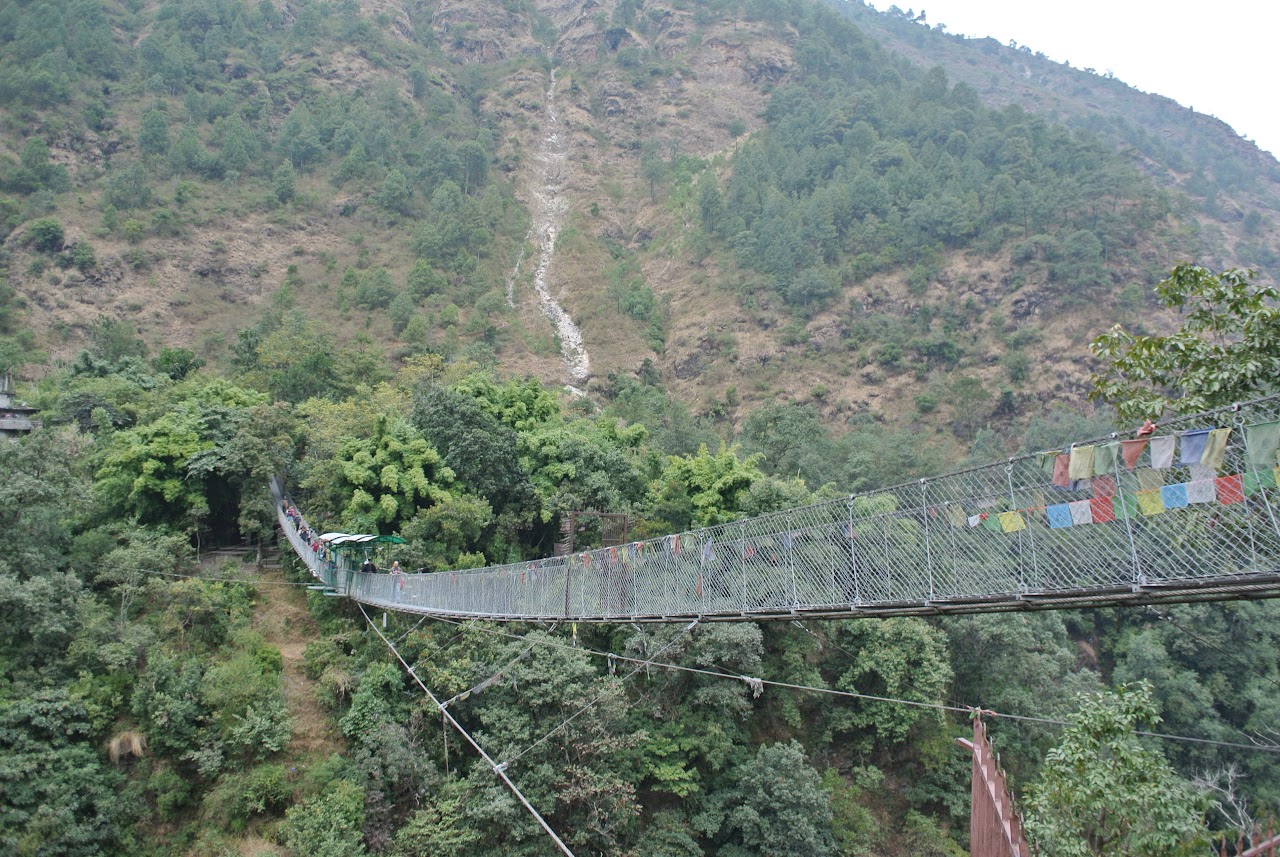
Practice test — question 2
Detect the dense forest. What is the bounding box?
[3,0,1280,854]
[7,315,1280,855]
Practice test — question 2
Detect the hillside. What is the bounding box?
[1,0,1276,447]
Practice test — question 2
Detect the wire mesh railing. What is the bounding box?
[283,396,1280,622]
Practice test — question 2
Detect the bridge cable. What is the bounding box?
[423,614,1280,756]
[357,604,577,857]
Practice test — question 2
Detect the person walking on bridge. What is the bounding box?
[390,560,404,603]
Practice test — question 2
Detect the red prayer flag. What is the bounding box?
[1216,474,1245,505]
[1121,439,1149,470]
[1089,496,1116,523]
[1052,454,1071,487]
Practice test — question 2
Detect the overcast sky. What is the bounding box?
[867,0,1280,159]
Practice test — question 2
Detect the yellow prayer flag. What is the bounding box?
[1136,489,1165,517]
[998,511,1026,533]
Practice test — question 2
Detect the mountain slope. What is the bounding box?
[0,0,1276,443]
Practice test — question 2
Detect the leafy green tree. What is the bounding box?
[1024,683,1207,856]
[1089,265,1280,419]
[305,413,457,533]
[720,740,835,856]
[138,109,170,156]
[645,444,766,530]
[375,168,413,215]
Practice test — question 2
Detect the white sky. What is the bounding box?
[868,0,1280,159]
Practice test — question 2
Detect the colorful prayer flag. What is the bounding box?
[1244,468,1277,496]
[1047,504,1072,529]
[1246,421,1280,470]
[1161,483,1189,509]
[1091,475,1117,498]
[1149,436,1176,469]
[1121,438,1149,470]
[1201,428,1232,472]
[1068,500,1093,526]
[1089,496,1116,523]
[1069,445,1095,480]
[1093,442,1119,476]
[1186,480,1216,504]
[998,511,1026,533]
[1113,493,1138,518]
[1052,453,1072,487]
[1180,430,1210,465]
[1136,489,1165,516]
[1216,474,1245,505]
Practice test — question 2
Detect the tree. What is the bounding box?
[138,109,170,156]
[721,741,836,856]
[1024,683,1207,856]
[1089,265,1280,420]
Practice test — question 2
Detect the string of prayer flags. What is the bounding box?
[1149,436,1176,469]
[1201,428,1231,472]
[1093,442,1119,476]
[1180,429,1210,465]
[1068,445,1095,480]
[1245,421,1280,470]
[1137,489,1165,516]
[997,511,1026,533]
[1121,438,1149,470]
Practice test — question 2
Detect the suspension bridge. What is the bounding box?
[268,394,1280,857]
[275,395,1280,624]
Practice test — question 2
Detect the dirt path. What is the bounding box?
[251,565,344,759]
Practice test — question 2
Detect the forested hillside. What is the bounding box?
[3,0,1280,855]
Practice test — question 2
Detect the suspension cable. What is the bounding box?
[357,604,577,857]
[425,615,1280,756]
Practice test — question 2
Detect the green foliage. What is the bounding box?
[720,741,836,856]
[1025,683,1207,856]
[24,216,62,251]
[1089,265,1280,419]
[281,779,369,857]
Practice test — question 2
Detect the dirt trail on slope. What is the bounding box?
[251,565,344,759]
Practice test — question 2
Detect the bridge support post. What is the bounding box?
[847,498,860,606]
[921,480,934,602]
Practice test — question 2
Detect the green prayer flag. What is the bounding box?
[1244,468,1277,496]
[1093,442,1119,476]
[1245,421,1280,470]
[1112,494,1138,518]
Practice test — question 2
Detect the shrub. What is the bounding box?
[26,217,63,251]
